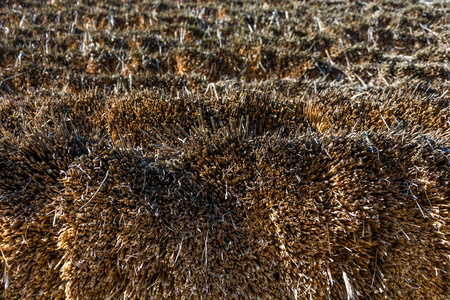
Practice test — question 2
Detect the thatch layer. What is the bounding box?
[0,0,449,299]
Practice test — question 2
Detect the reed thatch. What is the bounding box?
[0,0,449,299]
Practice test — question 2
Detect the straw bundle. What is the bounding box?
[57,130,292,299]
[0,128,87,299]
[248,131,449,299]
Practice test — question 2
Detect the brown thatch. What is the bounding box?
[0,125,87,299]
[0,0,449,299]
[57,132,291,299]
[50,124,450,299]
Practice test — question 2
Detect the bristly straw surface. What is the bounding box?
[0,0,449,299]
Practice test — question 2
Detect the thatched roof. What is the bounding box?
[0,0,449,299]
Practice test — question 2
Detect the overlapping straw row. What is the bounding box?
[1,0,449,93]
[0,86,449,298]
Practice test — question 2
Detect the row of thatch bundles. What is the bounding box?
[0,84,448,299]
